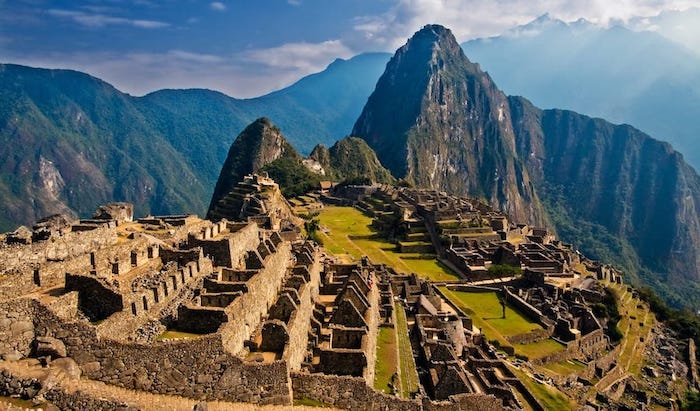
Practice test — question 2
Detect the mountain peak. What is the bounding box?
[413,24,453,39]
[352,25,548,226]
[207,117,296,218]
[400,24,464,60]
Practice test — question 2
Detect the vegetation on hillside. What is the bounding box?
[638,287,700,354]
[262,156,322,198]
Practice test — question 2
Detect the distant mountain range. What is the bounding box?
[0,53,388,230]
[462,14,700,170]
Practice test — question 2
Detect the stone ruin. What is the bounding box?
[1,177,693,410]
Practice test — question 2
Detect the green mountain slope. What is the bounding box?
[0,53,390,231]
[0,64,205,229]
[510,96,700,308]
[310,137,395,184]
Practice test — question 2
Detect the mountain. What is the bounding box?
[352,24,548,227]
[510,97,700,309]
[208,119,395,220]
[462,15,700,171]
[309,137,395,184]
[207,117,298,214]
[241,53,392,155]
[0,64,206,230]
[354,24,700,309]
[629,7,700,55]
[0,53,390,231]
[206,117,322,221]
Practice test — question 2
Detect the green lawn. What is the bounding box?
[395,303,420,398]
[514,338,566,360]
[374,326,398,394]
[440,288,541,336]
[544,359,587,375]
[317,206,459,282]
[440,288,566,360]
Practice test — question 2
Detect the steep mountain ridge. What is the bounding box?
[352,25,548,227]
[0,64,205,229]
[510,96,700,305]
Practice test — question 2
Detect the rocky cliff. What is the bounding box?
[352,24,547,226]
[510,96,700,306]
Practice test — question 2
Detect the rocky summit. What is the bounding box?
[352,24,548,227]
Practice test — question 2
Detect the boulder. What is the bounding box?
[52,357,81,379]
[34,336,67,359]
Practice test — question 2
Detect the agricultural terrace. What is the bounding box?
[316,206,459,282]
[439,287,566,360]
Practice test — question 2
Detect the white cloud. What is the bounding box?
[288,0,302,6]
[210,2,227,11]
[242,39,354,71]
[4,49,318,98]
[166,50,225,64]
[47,9,169,29]
[350,0,700,49]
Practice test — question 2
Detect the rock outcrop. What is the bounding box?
[208,118,296,217]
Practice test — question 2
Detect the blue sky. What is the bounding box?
[1,0,698,97]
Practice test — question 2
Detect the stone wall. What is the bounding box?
[503,287,553,329]
[292,372,420,411]
[0,224,117,274]
[283,259,320,371]
[43,389,139,411]
[292,373,506,411]
[0,227,153,302]
[219,241,293,355]
[531,329,607,366]
[362,272,380,385]
[65,274,123,322]
[176,306,228,334]
[0,299,34,358]
[0,368,43,401]
[188,222,260,269]
[24,299,292,404]
[422,394,507,411]
[506,328,551,345]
